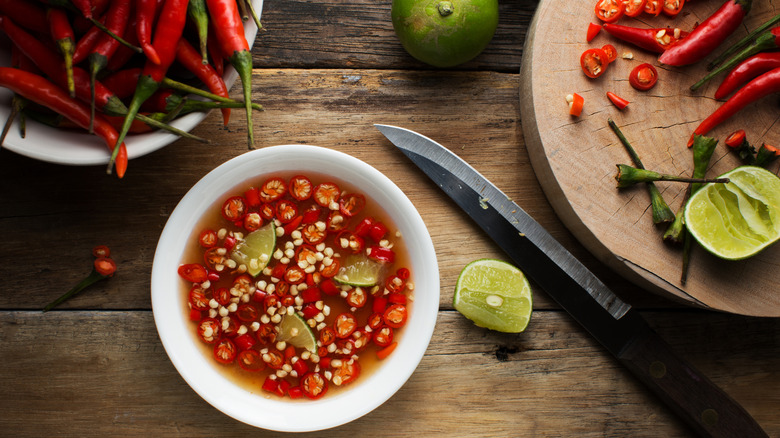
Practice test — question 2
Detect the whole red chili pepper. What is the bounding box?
[106,15,141,72]
[70,0,93,18]
[72,20,104,65]
[0,67,128,177]
[207,31,225,77]
[47,7,75,97]
[206,0,254,147]
[0,0,49,33]
[100,67,142,99]
[176,38,230,124]
[659,0,752,67]
[691,27,780,91]
[602,23,687,53]
[689,67,780,146]
[714,52,780,99]
[88,0,132,131]
[136,0,162,64]
[111,0,190,170]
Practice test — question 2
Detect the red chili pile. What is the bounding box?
[0,0,261,178]
[177,174,413,400]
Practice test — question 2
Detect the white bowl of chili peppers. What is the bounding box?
[0,0,262,173]
[151,145,440,432]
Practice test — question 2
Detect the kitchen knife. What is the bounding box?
[375,124,767,438]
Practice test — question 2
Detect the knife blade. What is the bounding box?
[375,124,767,438]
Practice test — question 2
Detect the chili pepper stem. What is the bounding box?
[231,50,255,148]
[708,12,780,71]
[188,0,211,64]
[108,75,160,174]
[608,118,675,224]
[615,165,729,188]
[89,18,143,53]
[692,31,777,91]
[43,269,107,312]
[245,0,263,32]
[0,95,23,148]
[161,77,262,110]
[60,39,76,97]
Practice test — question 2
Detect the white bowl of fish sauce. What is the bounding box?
[151,145,439,431]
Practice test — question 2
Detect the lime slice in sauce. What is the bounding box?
[453,259,533,333]
[230,222,276,277]
[684,166,780,260]
[276,313,317,353]
[334,253,383,287]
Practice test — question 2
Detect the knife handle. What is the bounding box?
[618,326,767,438]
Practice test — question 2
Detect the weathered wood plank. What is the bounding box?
[0,69,649,311]
[1,310,776,436]
[252,0,538,72]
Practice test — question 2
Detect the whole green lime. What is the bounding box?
[391,0,499,68]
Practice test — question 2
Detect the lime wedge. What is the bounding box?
[334,254,382,287]
[684,166,780,260]
[230,222,276,276]
[453,259,533,333]
[276,313,316,352]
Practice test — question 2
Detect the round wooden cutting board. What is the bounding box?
[519,0,780,316]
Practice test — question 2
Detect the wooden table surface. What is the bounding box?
[1,0,778,436]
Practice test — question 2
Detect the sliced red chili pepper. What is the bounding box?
[236,303,259,322]
[276,200,299,224]
[234,333,257,350]
[606,91,630,109]
[290,175,314,201]
[331,360,360,386]
[586,22,602,42]
[368,311,385,329]
[259,203,276,220]
[293,358,309,376]
[244,187,262,208]
[334,312,358,338]
[259,177,287,202]
[725,129,747,148]
[178,263,208,283]
[313,182,340,207]
[287,386,304,399]
[354,217,375,237]
[383,304,408,328]
[256,322,276,344]
[243,212,263,232]
[238,349,265,372]
[602,44,618,64]
[320,278,340,295]
[624,0,646,16]
[350,329,371,351]
[643,0,662,15]
[301,372,328,399]
[189,286,210,311]
[595,0,625,23]
[302,222,327,244]
[376,342,398,360]
[320,258,341,278]
[346,287,368,308]
[580,48,609,78]
[221,316,240,338]
[221,196,247,222]
[629,63,659,91]
[568,93,584,117]
[320,326,337,346]
[197,318,221,344]
[373,326,394,347]
[284,266,306,284]
[302,206,321,224]
[300,287,322,303]
[265,349,285,369]
[214,338,237,364]
[388,292,407,305]
[327,211,347,232]
[199,229,218,248]
[368,221,388,241]
[367,246,396,263]
[261,376,279,393]
[92,245,111,258]
[203,247,229,270]
[214,287,231,306]
[339,193,366,217]
[662,0,684,16]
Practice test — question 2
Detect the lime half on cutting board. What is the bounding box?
[684,166,780,261]
[453,259,533,333]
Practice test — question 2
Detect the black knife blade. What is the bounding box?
[375,124,767,438]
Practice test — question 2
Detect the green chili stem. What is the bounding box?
[245,0,263,32]
[615,165,728,188]
[89,17,143,53]
[707,12,780,71]
[608,119,675,224]
[161,77,263,110]
[187,0,210,64]
[43,269,108,312]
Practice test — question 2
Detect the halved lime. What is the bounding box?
[230,222,276,277]
[276,313,317,352]
[684,166,780,260]
[453,259,533,333]
[334,254,382,287]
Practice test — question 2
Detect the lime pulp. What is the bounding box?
[684,166,780,260]
[276,313,317,353]
[453,259,533,333]
[334,254,383,287]
[230,222,276,277]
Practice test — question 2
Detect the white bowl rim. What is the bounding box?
[0,0,263,165]
[151,145,439,432]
